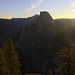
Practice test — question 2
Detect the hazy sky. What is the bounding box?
[0,0,75,19]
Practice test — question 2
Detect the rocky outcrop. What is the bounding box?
[11,15,39,28]
[16,11,56,75]
[39,11,55,25]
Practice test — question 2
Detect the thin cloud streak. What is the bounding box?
[26,4,35,12]
[37,0,43,7]
[72,1,75,7]
[25,0,43,12]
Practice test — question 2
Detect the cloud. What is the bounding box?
[26,4,35,12]
[37,0,43,7]
[25,0,43,12]
[72,1,75,7]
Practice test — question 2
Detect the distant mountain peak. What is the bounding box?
[39,11,55,25]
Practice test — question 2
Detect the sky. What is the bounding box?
[0,0,75,19]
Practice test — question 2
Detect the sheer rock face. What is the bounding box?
[39,11,55,25]
[16,11,56,74]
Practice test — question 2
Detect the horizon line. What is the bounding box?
[0,17,75,20]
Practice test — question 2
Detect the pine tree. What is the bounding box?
[7,37,22,75]
[1,37,22,75]
[0,47,10,75]
[55,41,75,75]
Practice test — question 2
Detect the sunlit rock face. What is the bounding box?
[39,11,55,25]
